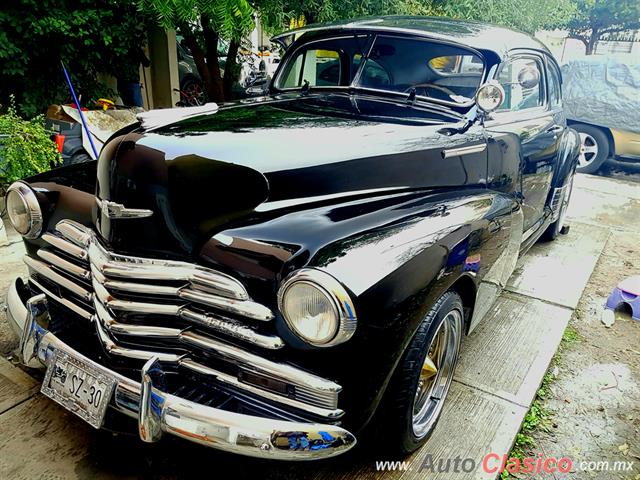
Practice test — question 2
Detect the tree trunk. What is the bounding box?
[201,15,225,103]
[179,27,214,100]
[586,28,599,55]
[223,39,241,100]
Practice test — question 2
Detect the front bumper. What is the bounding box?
[6,278,356,460]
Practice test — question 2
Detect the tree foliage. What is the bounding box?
[0,98,60,190]
[566,0,640,54]
[139,0,255,102]
[0,0,147,118]
[256,0,575,35]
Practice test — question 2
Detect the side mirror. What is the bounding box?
[517,66,540,89]
[475,80,505,114]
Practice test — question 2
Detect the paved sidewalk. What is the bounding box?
[0,174,625,479]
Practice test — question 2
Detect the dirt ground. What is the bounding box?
[531,163,640,479]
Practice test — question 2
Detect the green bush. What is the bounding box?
[0,101,60,192]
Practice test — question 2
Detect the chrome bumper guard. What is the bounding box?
[6,279,356,460]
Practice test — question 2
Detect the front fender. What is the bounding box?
[201,188,521,432]
[551,127,580,189]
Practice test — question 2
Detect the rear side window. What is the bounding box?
[277,36,370,89]
[280,48,342,88]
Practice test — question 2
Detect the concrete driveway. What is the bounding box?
[0,173,636,479]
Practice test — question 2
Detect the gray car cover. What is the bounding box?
[561,56,640,134]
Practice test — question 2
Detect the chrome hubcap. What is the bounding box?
[412,309,462,439]
[578,133,598,167]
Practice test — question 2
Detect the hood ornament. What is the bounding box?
[96,198,153,219]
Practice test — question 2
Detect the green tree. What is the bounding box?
[566,0,640,54]
[0,0,147,117]
[139,0,255,102]
[256,0,575,35]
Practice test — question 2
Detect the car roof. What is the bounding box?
[271,15,550,60]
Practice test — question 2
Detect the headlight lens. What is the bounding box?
[6,182,43,239]
[281,281,339,344]
[278,269,357,347]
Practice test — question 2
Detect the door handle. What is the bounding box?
[546,125,564,134]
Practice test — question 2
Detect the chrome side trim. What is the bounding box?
[9,290,356,459]
[24,256,92,303]
[441,143,487,159]
[42,233,88,261]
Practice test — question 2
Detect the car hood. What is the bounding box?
[95,93,485,257]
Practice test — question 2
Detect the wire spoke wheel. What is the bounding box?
[411,308,462,439]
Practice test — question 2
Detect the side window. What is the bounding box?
[280,48,342,88]
[547,61,562,108]
[496,57,544,111]
[357,56,391,87]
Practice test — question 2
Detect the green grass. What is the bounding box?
[499,324,582,479]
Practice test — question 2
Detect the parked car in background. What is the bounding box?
[5,16,578,460]
[562,56,640,174]
[177,37,267,105]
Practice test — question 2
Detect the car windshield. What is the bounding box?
[275,34,485,105]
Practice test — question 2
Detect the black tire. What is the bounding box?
[377,291,463,455]
[573,124,610,174]
[542,171,574,241]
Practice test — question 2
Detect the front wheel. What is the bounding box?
[542,172,574,241]
[379,291,463,454]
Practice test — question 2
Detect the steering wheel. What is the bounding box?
[404,83,457,99]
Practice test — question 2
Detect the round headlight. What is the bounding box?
[278,269,357,347]
[5,182,43,239]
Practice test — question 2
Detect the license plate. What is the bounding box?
[41,350,116,428]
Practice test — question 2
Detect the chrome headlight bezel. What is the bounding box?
[5,181,43,239]
[277,269,357,347]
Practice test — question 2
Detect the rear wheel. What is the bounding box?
[379,291,463,454]
[574,124,610,174]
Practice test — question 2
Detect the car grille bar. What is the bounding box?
[24,219,343,418]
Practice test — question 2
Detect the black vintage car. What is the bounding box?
[5,16,579,459]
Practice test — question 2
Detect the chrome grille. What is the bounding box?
[25,219,342,419]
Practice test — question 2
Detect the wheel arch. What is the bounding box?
[448,273,477,335]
